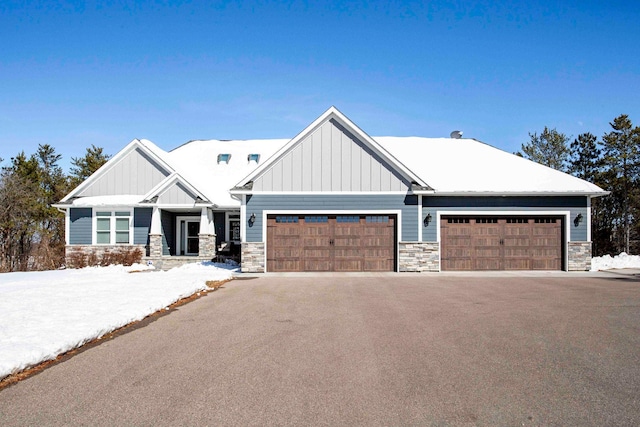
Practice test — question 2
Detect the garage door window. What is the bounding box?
[275,216,298,223]
[366,215,389,223]
[305,216,328,223]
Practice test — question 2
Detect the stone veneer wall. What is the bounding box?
[242,242,265,273]
[398,242,440,272]
[149,234,163,258]
[568,241,592,271]
[65,244,147,267]
[198,234,217,258]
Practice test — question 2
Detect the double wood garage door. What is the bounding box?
[266,214,396,272]
[441,216,564,271]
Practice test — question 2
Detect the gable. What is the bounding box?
[76,147,171,197]
[252,119,411,192]
[157,181,201,204]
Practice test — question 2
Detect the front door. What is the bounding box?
[177,218,200,255]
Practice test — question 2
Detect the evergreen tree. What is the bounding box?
[601,115,640,254]
[69,145,110,189]
[568,133,611,256]
[519,127,570,171]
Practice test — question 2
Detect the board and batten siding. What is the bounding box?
[77,148,170,197]
[421,196,589,242]
[245,194,418,242]
[133,208,152,245]
[252,119,410,192]
[157,182,199,204]
[69,208,92,244]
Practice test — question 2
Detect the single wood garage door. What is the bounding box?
[266,214,396,272]
[441,216,563,271]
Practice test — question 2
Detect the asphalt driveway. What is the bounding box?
[1,273,639,426]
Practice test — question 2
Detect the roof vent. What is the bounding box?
[217,153,231,164]
[450,130,463,139]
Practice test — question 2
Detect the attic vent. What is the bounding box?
[450,130,463,139]
[248,153,260,163]
[217,153,231,164]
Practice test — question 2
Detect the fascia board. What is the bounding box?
[144,172,211,203]
[329,107,429,188]
[416,191,610,197]
[231,106,428,191]
[60,139,175,202]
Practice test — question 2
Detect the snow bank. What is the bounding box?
[0,262,235,380]
[591,253,640,271]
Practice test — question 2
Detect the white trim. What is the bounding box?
[231,190,411,196]
[142,172,211,204]
[232,106,427,191]
[62,139,175,202]
[435,210,571,272]
[417,195,423,242]
[240,195,247,243]
[175,215,201,256]
[586,197,592,242]
[65,209,70,245]
[261,209,403,273]
[92,208,134,246]
[415,191,609,197]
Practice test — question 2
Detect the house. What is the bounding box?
[56,107,607,272]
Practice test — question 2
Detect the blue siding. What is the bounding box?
[214,212,226,247]
[245,194,418,241]
[133,208,152,245]
[69,208,93,244]
[422,196,589,242]
[161,210,175,256]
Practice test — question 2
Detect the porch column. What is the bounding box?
[149,206,163,258]
[199,207,216,258]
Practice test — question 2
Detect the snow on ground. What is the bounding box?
[0,262,236,380]
[591,253,640,271]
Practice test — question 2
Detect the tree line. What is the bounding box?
[0,115,637,272]
[0,145,110,272]
[518,114,640,256]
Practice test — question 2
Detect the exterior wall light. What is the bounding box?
[423,213,432,227]
[249,213,256,226]
[574,213,583,227]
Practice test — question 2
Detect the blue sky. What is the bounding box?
[1,0,639,172]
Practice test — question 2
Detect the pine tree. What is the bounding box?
[69,145,110,190]
[519,127,570,171]
[601,115,640,254]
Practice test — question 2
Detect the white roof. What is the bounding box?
[376,137,605,195]
[60,133,605,210]
[167,139,289,207]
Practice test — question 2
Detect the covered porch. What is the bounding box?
[145,206,240,269]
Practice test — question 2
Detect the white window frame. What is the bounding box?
[92,209,133,245]
[226,212,241,243]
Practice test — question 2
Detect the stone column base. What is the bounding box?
[198,233,217,259]
[242,242,265,273]
[149,234,163,258]
[568,241,592,271]
[398,242,440,272]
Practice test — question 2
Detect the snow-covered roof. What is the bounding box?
[58,120,606,210]
[167,139,289,208]
[69,195,146,206]
[376,137,606,195]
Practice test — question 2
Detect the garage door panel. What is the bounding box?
[441,216,563,271]
[267,214,396,272]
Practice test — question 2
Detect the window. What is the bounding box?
[275,216,298,223]
[305,216,328,223]
[95,211,131,244]
[217,153,231,164]
[247,153,260,163]
[226,213,240,242]
[366,215,389,223]
[336,215,359,223]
